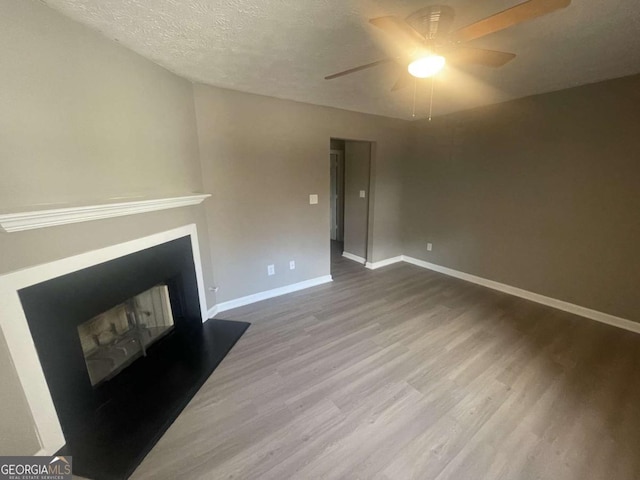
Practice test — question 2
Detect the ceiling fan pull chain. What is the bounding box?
[412,77,417,118]
[428,77,435,122]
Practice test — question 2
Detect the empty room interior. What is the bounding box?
[1,0,639,479]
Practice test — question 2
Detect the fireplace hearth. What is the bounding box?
[17,235,249,480]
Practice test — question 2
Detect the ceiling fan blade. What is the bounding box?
[324,58,394,80]
[391,71,415,92]
[453,0,571,43]
[369,16,425,54]
[447,47,516,67]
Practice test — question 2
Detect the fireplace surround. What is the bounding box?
[0,224,250,479]
[19,234,202,437]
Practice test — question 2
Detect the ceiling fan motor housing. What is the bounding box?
[405,5,455,41]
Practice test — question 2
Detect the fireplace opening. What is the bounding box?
[77,285,175,387]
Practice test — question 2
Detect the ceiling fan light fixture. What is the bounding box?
[408,55,446,78]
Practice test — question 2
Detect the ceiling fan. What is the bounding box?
[325,0,572,91]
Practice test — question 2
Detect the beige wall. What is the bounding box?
[344,141,371,259]
[403,74,640,322]
[0,329,39,455]
[194,85,408,302]
[0,0,212,455]
[0,1,203,209]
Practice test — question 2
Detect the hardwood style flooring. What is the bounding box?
[130,246,640,480]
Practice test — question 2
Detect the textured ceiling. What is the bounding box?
[42,0,640,119]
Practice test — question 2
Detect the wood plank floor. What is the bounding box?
[131,248,640,480]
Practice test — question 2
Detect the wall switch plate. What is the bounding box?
[359,190,366,198]
[267,264,275,276]
[309,194,318,205]
[427,242,433,251]
[289,260,296,270]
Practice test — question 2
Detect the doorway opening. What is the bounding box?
[329,138,372,274]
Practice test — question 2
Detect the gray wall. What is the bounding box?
[0,0,212,454]
[194,85,408,302]
[344,141,371,259]
[403,74,640,322]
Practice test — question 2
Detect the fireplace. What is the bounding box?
[4,226,250,480]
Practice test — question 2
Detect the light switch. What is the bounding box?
[359,190,366,198]
[309,194,318,205]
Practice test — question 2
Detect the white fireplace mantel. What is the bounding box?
[0,194,211,232]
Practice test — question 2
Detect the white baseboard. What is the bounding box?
[365,256,403,270]
[214,275,333,314]
[401,255,640,335]
[342,251,366,264]
[206,305,219,320]
[205,254,639,335]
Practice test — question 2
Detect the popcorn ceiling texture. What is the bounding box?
[42,0,640,119]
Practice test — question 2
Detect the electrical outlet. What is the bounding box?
[289,260,296,270]
[427,242,433,251]
[309,194,318,205]
[359,190,366,198]
[267,264,275,276]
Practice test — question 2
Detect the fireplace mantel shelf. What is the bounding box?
[0,194,211,232]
